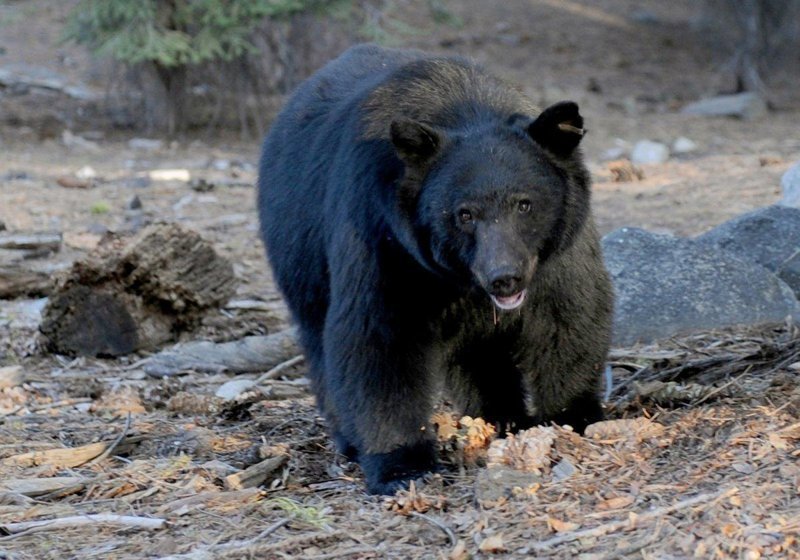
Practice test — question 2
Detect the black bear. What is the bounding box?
[258,44,614,495]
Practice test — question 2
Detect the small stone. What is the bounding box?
[215,379,257,401]
[75,166,97,180]
[672,137,697,154]
[128,138,164,151]
[0,220,5,232]
[211,159,231,171]
[128,195,143,210]
[631,140,669,165]
[552,458,576,481]
[780,161,800,208]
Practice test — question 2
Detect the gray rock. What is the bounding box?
[672,137,698,154]
[630,140,669,165]
[681,92,767,120]
[780,161,800,208]
[603,227,800,346]
[552,458,576,482]
[215,379,257,401]
[697,205,800,298]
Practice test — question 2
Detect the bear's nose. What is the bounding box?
[489,268,523,296]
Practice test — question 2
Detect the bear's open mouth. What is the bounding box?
[490,290,527,311]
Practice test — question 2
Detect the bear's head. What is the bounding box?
[390,101,590,311]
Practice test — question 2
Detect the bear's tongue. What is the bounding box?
[490,290,526,311]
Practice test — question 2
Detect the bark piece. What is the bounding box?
[39,223,237,356]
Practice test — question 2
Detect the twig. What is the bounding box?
[9,397,93,415]
[692,367,751,406]
[409,511,457,547]
[255,355,305,383]
[531,487,738,551]
[88,412,132,466]
[0,513,166,538]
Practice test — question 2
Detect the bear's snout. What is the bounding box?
[488,267,524,297]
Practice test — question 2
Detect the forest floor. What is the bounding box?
[1,1,799,558]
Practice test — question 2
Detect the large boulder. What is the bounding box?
[603,227,800,346]
[697,205,800,298]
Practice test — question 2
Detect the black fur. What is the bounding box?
[258,44,614,494]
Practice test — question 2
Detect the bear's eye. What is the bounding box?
[458,208,474,224]
[518,200,532,214]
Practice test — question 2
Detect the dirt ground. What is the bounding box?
[1,1,799,559]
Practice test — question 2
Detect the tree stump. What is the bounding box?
[39,223,237,356]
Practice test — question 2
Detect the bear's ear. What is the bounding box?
[527,101,585,157]
[390,119,443,167]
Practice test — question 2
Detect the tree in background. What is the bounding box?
[65,0,448,136]
[704,0,800,102]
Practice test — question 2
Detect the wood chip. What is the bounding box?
[478,534,506,553]
[224,454,288,490]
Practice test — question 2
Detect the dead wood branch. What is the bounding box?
[143,328,300,376]
[0,477,87,497]
[0,513,165,537]
[88,412,132,465]
[0,232,62,252]
[1,436,143,468]
[256,354,304,383]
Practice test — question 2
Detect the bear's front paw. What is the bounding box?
[359,441,437,495]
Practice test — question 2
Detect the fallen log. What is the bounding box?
[0,513,165,536]
[0,232,62,252]
[142,328,300,377]
[39,223,237,356]
[0,264,52,298]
